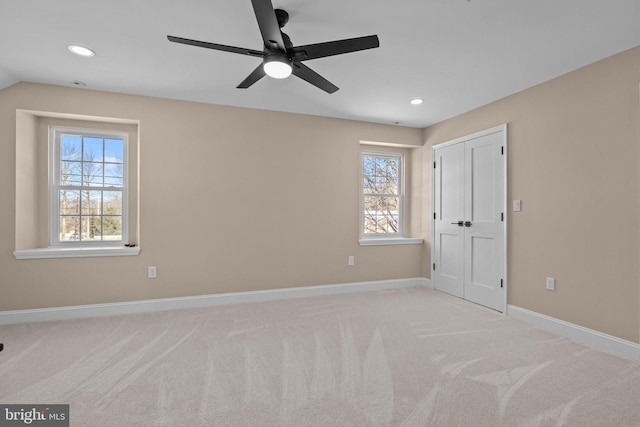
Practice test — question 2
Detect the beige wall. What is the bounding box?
[2,46,638,345]
[424,46,640,343]
[1,82,425,311]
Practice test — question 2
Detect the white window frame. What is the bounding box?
[49,126,129,248]
[361,151,404,239]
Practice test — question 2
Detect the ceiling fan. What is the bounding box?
[167,0,379,94]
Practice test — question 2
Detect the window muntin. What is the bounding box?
[51,127,127,246]
[362,152,403,237]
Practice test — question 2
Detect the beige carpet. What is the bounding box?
[1,287,638,426]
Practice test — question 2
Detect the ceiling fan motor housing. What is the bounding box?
[274,9,289,28]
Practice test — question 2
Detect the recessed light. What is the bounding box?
[68,45,95,57]
[410,98,424,105]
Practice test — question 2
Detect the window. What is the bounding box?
[50,127,128,247]
[362,152,403,237]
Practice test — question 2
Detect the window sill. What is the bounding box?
[359,237,424,246]
[13,246,140,260]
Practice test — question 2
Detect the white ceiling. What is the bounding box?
[1,0,638,128]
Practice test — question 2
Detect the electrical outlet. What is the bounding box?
[348,256,355,266]
[148,266,157,279]
[546,277,555,291]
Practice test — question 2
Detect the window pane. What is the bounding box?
[103,177,122,187]
[61,135,82,161]
[61,161,81,185]
[105,138,124,163]
[68,175,83,186]
[363,176,375,194]
[83,137,103,162]
[104,191,122,215]
[102,216,122,240]
[377,215,389,233]
[81,191,102,215]
[363,157,375,176]
[104,163,124,186]
[388,214,399,233]
[59,190,80,215]
[364,195,379,212]
[63,165,83,186]
[364,196,382,234]
[375,176,388,192]
[363,194,399,235]
[387,197,399,211]
[374,158,386,177]
[387,159,399,180]
[364,216,376,234]
[83,162,104,186]
[83,216,102,240]
[60,216,81,241]
[364,155,400,195]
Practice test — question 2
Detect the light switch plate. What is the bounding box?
[513,200,521,212]
[546,277,555,291]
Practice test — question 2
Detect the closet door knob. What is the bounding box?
[464,221,472,227]
[451,221,464,226]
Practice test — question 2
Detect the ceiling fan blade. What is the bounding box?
[250,0,286,51]
[292,63,339,94]
[292,35,379,61]
[237,64,267,89]
[167,35,264,57]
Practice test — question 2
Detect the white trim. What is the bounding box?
[359,237,424,246]
[420,277,433,289]
[0,277,430,325]
[508,305,640,361]
[49,126,129,248]
[502,126,508,312]
[13,246,140,260]
[359,140,422,149]
[430,124,507,150]
[361,151,405,238]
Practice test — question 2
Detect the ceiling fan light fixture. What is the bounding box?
[263,56,292,79]
[167,2,379,93]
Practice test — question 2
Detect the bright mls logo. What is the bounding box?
[0,405,68,426]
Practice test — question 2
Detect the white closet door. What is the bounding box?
[463,132,504,311]
[432,127,506,312]
[433,142,465,298]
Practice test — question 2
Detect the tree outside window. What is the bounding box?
[362,153,402,236]
[52,128,127,245]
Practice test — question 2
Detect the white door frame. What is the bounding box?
[431,124,508,313]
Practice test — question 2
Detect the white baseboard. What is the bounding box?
[0,277,431,326]
[508,305,640,362]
